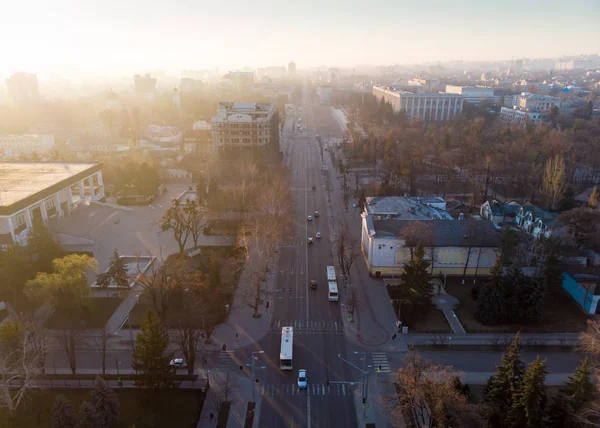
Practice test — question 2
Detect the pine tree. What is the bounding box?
[509,357,547,428]
[76,401,95,428]
[97,249,129,295]
[92,376,120,428]
[546,358,595,428]
[483,333,526,428]
[476,260,506,325]
[400,242,432,305]
[132,309,175,390]
[53,394,76,428]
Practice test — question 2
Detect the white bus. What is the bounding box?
[326,266,336,282]
[328,281,339,302]
[280,327,293,370]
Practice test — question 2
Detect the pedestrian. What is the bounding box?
[222,343,227,351]
[117,376,123,387]
[209,412,214,422]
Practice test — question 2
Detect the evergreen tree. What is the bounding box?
[509,357,547,428]
[97,249,129,294]
[132,309,175,390]
[28,218,65,273]
[505,266,546,323]
[546,358,595,428]
[483,333,526,428]
[400,242,432,305]
[76,401,95,428]
[543,237,563,298]
[53,394,76,428]
[207,256,221,290]
[92,376,120,428]
[476,260,506,325]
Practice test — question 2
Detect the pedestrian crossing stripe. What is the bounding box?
[216,351,237,369]
[372,352,391,373]
[259,383,355,396]
[271,319,343,334]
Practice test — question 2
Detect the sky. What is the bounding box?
[2,0,599,79]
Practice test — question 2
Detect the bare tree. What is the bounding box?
[91,330,113,375]
[0,321,46,418]
[172,287,207,376]
[211,370,237,421]
[184,199,206,248]
[540,155,567,211]
[336,223,361,284]
[160,199,192,255]
[136,256,182,325]
[57,327,88,375]
[579,320,600,426]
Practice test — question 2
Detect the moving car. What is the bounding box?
[316,232,321,239]
[169,358,186,368]
[307,215,313,221]
[310,280,317,289]
[314,211,319,217]
[298,369,307,389]
[308,236,313,244]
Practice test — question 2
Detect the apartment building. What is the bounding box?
[445,85,496,105]
[211,102,278,151]
[0,134,55,158]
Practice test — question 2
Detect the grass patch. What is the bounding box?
[387,284,450,333]
[45,297,122,329]
[446,278,588,334]
[0,388,204,428]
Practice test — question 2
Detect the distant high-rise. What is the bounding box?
[288,61,296,75]
[134,73,157,94]
[5,72,40,105]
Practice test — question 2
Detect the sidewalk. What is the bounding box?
[432,280,466,335]
[407,332,581,347]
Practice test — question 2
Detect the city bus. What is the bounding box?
[280,326,293,370]
[326,265,336,282]
[326,266,339,301]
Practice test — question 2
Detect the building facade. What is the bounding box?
[5,72,40,105]
[211,102,278,151]
[372,86,463,122]
[0,162,104,247]
[361,217,500,277]
[134,74,157,94]
[0,134,55,158]
[317,86,333,104]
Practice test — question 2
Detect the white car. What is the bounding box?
[316,232,321,239]
[298,369,307,389]
[308,236,313,244]
[307,215,313,221]
[170,358,186,368]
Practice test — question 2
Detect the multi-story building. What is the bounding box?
[211,102,278,151]
[5,72,40,105]
[500,92,561,125]
[288,61,296,75]
[317,86,333,104]
[445,85,496,105]
[134,74,157,94]
[0,134,55,158]
[372,85,463,122]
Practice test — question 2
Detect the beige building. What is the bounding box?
[211,102,277,151]
[0,134,55,158]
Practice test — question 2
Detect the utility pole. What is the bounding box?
[338,353,371,419]
[246,350,266,399]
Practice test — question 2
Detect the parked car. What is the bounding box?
[316,232,321,239]
[310,280,317,289]
[170,358,186,368]
[298,369,308,389]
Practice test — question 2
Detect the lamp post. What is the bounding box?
[338,354,371,419]
[246,351,266,398]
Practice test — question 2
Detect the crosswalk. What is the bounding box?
[216,351,238,370]
[259,383,355,397]
[372,352,391,373]
[270,319,343,335]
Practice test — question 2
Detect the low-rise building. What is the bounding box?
[364,196,452,220]
[480,200,521,226]
[515,202,558,239]
[0,162,104,246]
[361,217,501,277]
[0,134,55,158]
[445,85,496,105]
[372,85,463,122]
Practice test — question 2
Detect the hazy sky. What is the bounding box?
[2,0,599,78]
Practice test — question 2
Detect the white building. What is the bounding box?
[5,72,40,105]
[144,125,182,144]
[499,92,561,125]
[445,85,495,105]
[364,196,452,219]
[361,216,500,278]
[499,107,544,125]
[317,86,333,104]
[0,134,55,158]
[211,102,276,151]
[0,162,104,247]
[372,85,463,122]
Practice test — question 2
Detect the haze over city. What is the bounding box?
[2,0,599,78]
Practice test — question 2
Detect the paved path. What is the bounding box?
[432,280,466,335]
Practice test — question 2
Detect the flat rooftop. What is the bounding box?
[365,196,453,220]
[0,162,102,214]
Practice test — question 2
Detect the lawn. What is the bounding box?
[446,278,588,334]
[0,388,204,428]
[45,297,122,329]
[387,285,451,333]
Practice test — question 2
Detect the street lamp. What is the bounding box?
[338,354,371,419]
[246,351,266,399]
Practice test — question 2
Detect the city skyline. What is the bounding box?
[2,0,599,79]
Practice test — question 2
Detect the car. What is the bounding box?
[316,232,321,239]
[307,215,313,221]
[307,236,313,244]
[314,211,319,217]
[170,358,186,368]
[312,185,316,190]
[310,280,317,289]
[298,369,307,389]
